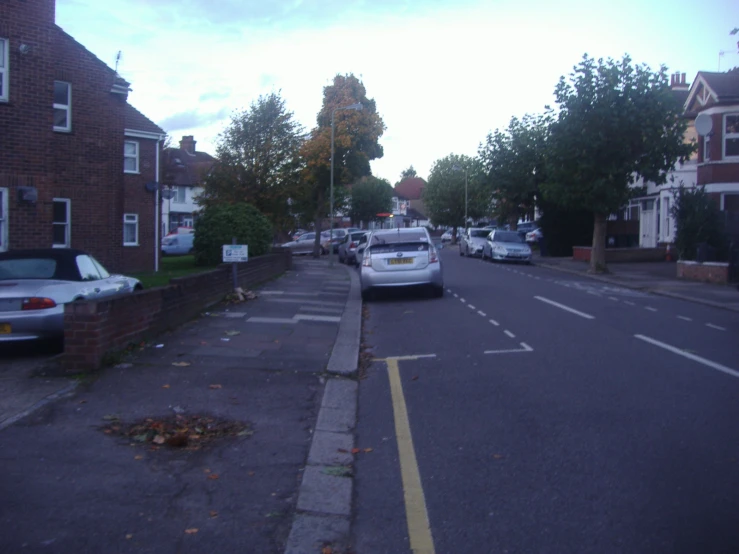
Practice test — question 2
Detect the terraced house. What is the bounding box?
[0,0,165,273]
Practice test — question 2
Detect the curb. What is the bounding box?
[0,381,79,432]
[533,261,739,313]
[284,262,361,554]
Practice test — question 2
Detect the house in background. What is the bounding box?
[0,0,165,273]
[393,177,429,227]
[161,135,216,236]
[627,72,698,248]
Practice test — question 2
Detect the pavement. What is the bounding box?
[1,246,737,552]
[0,256,361,554]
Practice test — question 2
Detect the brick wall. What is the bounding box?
[62,250,292,372]
[677,260,729,284]
[572,246,667,262]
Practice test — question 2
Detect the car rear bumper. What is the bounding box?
[360,265,443,291]
[0,306,65,342]
[491,252,532,262]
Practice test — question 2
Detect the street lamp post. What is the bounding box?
[452,164,468,227]
[330,102,363,265]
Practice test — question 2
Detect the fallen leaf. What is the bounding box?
[337,448,349,453]
[102,414,120,421]
[411,375,419,381]
[78,399,87,404]
[172,362,191,367]
[322,547,333,554]
[184,528,198,534]
[363,448,373,453]
[152,435,166,445]
[103,429,112,434]
[225,330,241,336]
[125,534,133,540]
[492,454,504,460]
[351,448,360,454]
[162,384,171,389]
[322,466,352,477]
[210,510,219,518]
[208,473,220,480]
[248,471,255,476]
[209,384,223,389]
[200,341,208,345]
[134,455,143,460]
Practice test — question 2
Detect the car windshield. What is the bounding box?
[493,232,524,243]
[300,233,315,240]
[350,232,366,240]
[470,230,489,238]
[0,258,58,280]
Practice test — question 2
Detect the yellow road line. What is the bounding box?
[386,357,436,554]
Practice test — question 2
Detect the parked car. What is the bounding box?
[281,232,327,255]
[338,231,368,265]
[0,248,143,344]
[460,228,490,257]
[161,232,194,256]
[291,229,308,241]
[482,230,532,263]
[165,226,195,236]
[516,221,537,239]
[525,228,543,243]
[358,227,443,301]
[321,228,349,253]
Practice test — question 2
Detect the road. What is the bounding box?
[351,248,739,554]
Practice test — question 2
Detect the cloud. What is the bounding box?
[158,108,231,132]
[199,90,232,103]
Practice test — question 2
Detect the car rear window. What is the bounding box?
[369,242,431,254]
[350,232,366,240]
[370,231,427,244]
[0,258,58,280]
[470,230,489,238]
[494,232,524,243]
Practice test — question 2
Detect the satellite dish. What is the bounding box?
[695,113,713,136]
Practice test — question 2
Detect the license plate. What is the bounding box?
[389,258,413,265]
[0,323,11,334]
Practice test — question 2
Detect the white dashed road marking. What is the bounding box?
[677,316,692,322]
[489,319,500,326]
[635,334,739,380]
[534,296,595,320]
[706,323,726,331]
[645,306,658,312]
[477,310,486,317]
[504,330,516,338]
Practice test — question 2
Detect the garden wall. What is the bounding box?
[572,246,666,263]
[677,260,729,284]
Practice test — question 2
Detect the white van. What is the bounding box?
[161,233,195,256]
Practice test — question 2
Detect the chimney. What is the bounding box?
[670,71,689,91]
[681,73,686,84]
[179,135,196,155]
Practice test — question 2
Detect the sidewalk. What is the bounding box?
[532,253,739,312]
[0,256,361,554]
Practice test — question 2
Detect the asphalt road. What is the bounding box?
[352,249,739,554]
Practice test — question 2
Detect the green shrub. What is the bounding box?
[193,203,273,266]
[671,185,727,261]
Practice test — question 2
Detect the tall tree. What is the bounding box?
[423,154,486,242]
[400,166,418,180]
[350,176,393,226]
[542,54,694,272]
[199,92,305,233]
[478,112,551,229]
[297,74,386,256]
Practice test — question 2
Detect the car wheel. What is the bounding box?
[361,289,373,302]
[459,246,464,256]
[431,285,444,298]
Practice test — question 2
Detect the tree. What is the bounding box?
[298,74,386,256]
[423,154,486,242]
[199,92,305,234]
[350,176,393,226]
[478,112,551,229]
[541,54,695,273]
[400,166,418,180]
[193,203,272,266]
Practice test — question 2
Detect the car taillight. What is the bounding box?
[362,252,372,266]
[429,247,439,263]
[22,297,57,310]
[349,242,356,248]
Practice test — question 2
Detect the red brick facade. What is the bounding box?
[0,0,164,273]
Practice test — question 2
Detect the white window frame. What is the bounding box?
[0,188,8,252]
[53,81,72,132]
[704,135,711,161]
[124,140,139,173]
[173,186,186,204]
[52,198,71,248]
[123,213,139,246]
[0,38,8,103]
[723,113,739,160]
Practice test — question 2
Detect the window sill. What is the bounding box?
[124,170,140,175]
[53,127,72,133]
[124,243,140,247]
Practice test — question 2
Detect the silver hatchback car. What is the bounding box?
[358,228,443,301]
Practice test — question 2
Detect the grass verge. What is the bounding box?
[132,255,217,288]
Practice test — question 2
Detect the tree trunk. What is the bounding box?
[312,212,323,258]
[590,212,608,273]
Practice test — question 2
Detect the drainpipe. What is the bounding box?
[155,137,163,272]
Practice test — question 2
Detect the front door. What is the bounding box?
[640,200,656,248]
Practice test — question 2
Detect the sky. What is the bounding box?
[56,0,738,183]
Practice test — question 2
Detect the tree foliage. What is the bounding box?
[199,92,304,233]
[671,185,727,261]
[423,154,486,233]
[541,54,695,272]
[400,166,418,180]
[193,203,272,266]
[478,113,551,229]
[350,176,393,225]
[297,74,386,255]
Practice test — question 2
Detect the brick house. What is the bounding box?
[394,177,429,226]
[161,135,216,236]
[0,0,165,273]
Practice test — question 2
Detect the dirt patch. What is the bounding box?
[357,304,373,380]
[101,413,252,450]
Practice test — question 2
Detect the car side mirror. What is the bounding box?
[358,247,365,254]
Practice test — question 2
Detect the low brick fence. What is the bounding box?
[62,249,292,372]
[572,246,666,263]
[677,260,729,284]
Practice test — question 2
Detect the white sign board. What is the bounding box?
[222,244,248,263]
